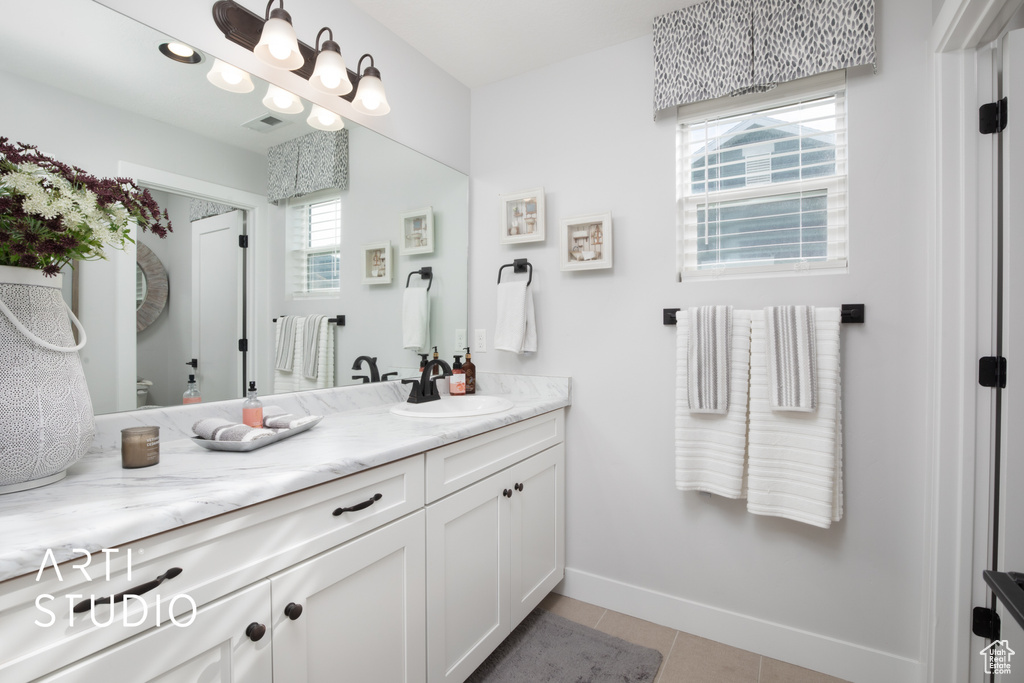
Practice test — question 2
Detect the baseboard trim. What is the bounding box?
[557,568,922,683]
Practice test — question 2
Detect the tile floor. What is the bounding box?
[537,593,851,683]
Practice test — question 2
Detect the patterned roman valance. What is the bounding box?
[267,128,349,203]
[189,199,238,222]
[653,0,875,114]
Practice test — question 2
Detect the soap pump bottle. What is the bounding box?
[418,353,430,373]
[431,346,440,376]
[183,375,202,404]
[463,347,476,395]
[450,355,466,395]
[243,381,263,428]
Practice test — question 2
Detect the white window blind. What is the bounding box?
[287,192,341,295]
[676,73,848,279]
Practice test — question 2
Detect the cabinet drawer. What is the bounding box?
[425,410,563,503]
[0,454,423,682]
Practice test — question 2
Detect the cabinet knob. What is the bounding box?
[245,622,266,642]
[503,488,512,498]
[285,602,304,620]
[514,483,524,492]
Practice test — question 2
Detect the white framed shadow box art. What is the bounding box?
[399,207,434,255]
[361,242,393,284]
[560,212,612,271]
[499,188,545,244]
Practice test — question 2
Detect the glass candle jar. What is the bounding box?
[121,426,160,469]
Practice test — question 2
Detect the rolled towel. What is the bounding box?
[192,417,275,442]
[765,305,817,411]
[262,406,320,430]
[687,305,732,414]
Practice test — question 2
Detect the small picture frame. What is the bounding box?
[499,188,545,244]
[399,207,434,255]
[361,241,392,284]
[559,212,613,271]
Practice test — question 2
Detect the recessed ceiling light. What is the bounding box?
[159,42,203,65]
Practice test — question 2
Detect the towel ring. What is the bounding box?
[497,258,532,286]
[406,267,433,291]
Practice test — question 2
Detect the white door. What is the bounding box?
[39,581,273,683]
[426,472,510,683]
[270,512,426,683]
[509,444,565,627]
[994,27,1024,683]
[192,210,244,402]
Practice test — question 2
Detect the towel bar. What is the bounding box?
[498,258,532,286]
[272,315,345,326]
[663,305,865,325]
[406,267,433,291]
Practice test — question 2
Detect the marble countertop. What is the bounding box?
[0,373,570,583]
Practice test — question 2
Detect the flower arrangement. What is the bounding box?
[0,137,171,276]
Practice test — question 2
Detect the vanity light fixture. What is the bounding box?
[212,0,390,114]
[310,27,352,96]
[351,54,390,116]
[307,104,345,131]
[207,58,255,93]
[158,41,203,64]
[262,83,304,114]
[253,0,303,70]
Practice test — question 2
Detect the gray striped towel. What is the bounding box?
[302,315,327,380]
[765,306,817,412]
[262,406,320,430]
[686,305,732,414]
[192,418,275,442]
[275,316,297,372]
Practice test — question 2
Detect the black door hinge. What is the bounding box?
[973,606,1001,640]
[238,338,248,352]
[238,235,249,248]
[980,356,1007,388]
[980,98,1008,134]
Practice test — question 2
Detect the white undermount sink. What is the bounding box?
[390,395,514,418]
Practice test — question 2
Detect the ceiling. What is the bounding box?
[346,0,699,88]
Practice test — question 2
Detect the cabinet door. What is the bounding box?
[509,444,565,627]
[38,581,272,683]
[271,511,426,683]
[426,472,510,683]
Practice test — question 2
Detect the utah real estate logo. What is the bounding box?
[980,639,1015,675]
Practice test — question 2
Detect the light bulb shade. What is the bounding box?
[310,43,352,96]
[207,58,254,93]
[352,70,390,116]
[253,10,303,70]
[262,84,304,114]
[307,105,345,131]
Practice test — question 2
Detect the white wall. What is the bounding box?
[0,69,266,413]
[468,1,933,680]
[96,0,471,174]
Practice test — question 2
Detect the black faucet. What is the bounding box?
[401,359,452,403]
[352,356,380,384]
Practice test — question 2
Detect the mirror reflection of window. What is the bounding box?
[289,192,342,295]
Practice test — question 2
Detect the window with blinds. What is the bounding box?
[288,194,341,295]
[677,74,848,278]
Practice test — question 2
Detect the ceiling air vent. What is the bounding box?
[242,114,292,133]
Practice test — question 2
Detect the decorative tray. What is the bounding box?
[191,417,323,452]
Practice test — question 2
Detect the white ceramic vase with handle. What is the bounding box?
[0,265,94,494]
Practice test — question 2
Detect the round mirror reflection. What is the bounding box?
[136,242,168,332]
[136,263,148,311]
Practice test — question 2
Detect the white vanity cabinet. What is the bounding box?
[424,412,565,683]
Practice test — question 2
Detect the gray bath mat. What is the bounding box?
[466,608,663,683]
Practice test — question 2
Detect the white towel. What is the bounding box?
[273,317,336,393]
[262,406,320,430]
[765,306,817,411]
[687,306,733,414]
[302,315,326,380]
[675,310,751,498]
[746,308,843,528]
[402,287,431,352]
[275,316,297,372]
[494,281,537,354]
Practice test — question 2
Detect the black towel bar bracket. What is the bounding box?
[498,258,532,286]
[273,315,345,326]
[663,305,865,325]
[406,267,433,291]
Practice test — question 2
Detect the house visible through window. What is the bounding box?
[677,73,848,278]
[289,194,341,295]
